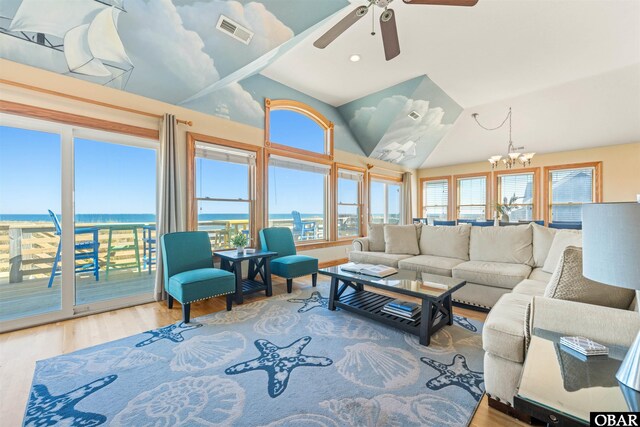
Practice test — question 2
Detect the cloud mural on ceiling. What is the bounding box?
[0,0,348,103]
[0,1,462,165]
[337,76,463,168]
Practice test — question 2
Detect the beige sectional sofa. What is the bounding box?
[351,222,545,310]
[351,222,640,415]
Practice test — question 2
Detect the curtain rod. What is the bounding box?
[366,163,404,174]
[0,79,193,126]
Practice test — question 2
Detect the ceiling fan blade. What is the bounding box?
[313,5,369,49]
[380,9,400,61]
[403,0,478,6]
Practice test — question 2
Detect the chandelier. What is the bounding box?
[472,107,535,169]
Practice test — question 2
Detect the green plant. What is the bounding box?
[495,194,522,220]
[230,232,249,248]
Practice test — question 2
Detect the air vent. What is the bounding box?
[408,110,421,120]
[216,15,254,44]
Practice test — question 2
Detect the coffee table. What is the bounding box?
[319,265,466,346]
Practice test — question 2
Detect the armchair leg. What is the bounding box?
[167,294,174,309]
[286,278,293,293]
[312,273,317,287]
[226,294,233,311]
[182,303,191,323]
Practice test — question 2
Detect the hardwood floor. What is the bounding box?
[0,274,527,427]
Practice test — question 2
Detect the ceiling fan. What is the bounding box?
[313,0,478,61]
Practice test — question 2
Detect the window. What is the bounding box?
[268,155,329,241]
[495,170,538,222]
[456,174,488,220]
[266,99,334,158]
[265,100,334,244]
[337,167,364,238]
[545,163,602,223]
[189,137,258,250]
[370,176,402,224]
[421,177,450,222]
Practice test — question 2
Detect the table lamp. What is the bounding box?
[582,202,640,393]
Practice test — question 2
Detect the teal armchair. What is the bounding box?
[259,227,318,293]
[161,231,236,323]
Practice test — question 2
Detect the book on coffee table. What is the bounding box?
[381,306,421,321]
[560,336,609,356]
[341,262,397,278]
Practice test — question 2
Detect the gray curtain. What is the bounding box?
[401,172,413,225]
[154,114,182,302]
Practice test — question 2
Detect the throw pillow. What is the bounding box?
[469,224,534,265]
[544,246,636,309]
[368,223,386,252]
[542,229,582,273]
[419,223,471,260]
[531,223,557,267]
[384,225,420,255]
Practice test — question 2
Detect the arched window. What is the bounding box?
[265,99,333,158]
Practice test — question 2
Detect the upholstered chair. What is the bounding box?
[160,231,236,323]
[259,227,318,293]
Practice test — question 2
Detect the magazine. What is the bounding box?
[341,262,398,278]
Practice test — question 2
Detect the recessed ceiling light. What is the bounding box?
[349,54,361,62]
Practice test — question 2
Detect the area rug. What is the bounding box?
[24,281,485,426]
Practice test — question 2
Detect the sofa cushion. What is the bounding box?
[349,251,413,268]
[398,255,466,277]
[368,223,386,252]
[528,267,552,284]
[469,225,533,265]
[482,292,532,363]
[542,229,582,273]
[453,261,532,290]
[419,224,470,260]
[545,246,636,309]
[531,223,557,267]
[384,225,420,255]
[512,279,547,297]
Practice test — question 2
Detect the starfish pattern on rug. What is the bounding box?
[24,375,117,427]
[135,322,203,347]
[225,336,333,398]
[287,291,329,313]
[453,315,478,332]
[421,354,484,401]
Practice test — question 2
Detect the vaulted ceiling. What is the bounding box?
[1,0,639,169]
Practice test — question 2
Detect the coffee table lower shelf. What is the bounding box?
[333,289,448,345]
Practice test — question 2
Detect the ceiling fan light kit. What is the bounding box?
[472,107,536,169]
[314,0,478,61]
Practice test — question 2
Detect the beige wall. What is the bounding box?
[418,142,640,205]
[0,59,416,262]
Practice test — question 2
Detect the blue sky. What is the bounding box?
[1,116,389,218]
[0,126,156,215]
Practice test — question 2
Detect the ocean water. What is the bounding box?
[0,213,323,223]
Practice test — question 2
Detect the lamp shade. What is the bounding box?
[582,203,640,290]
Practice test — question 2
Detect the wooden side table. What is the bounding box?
[214,250,278,304]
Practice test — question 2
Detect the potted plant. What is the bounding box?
[230,232,249,254]
[495,194,521,223]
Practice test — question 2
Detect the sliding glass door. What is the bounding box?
[74,132,157,308]
[0,114,157,331]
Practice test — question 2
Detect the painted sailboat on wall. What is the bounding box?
[0,0,133,89]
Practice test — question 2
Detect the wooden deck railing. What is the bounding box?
[1,217,337,283]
